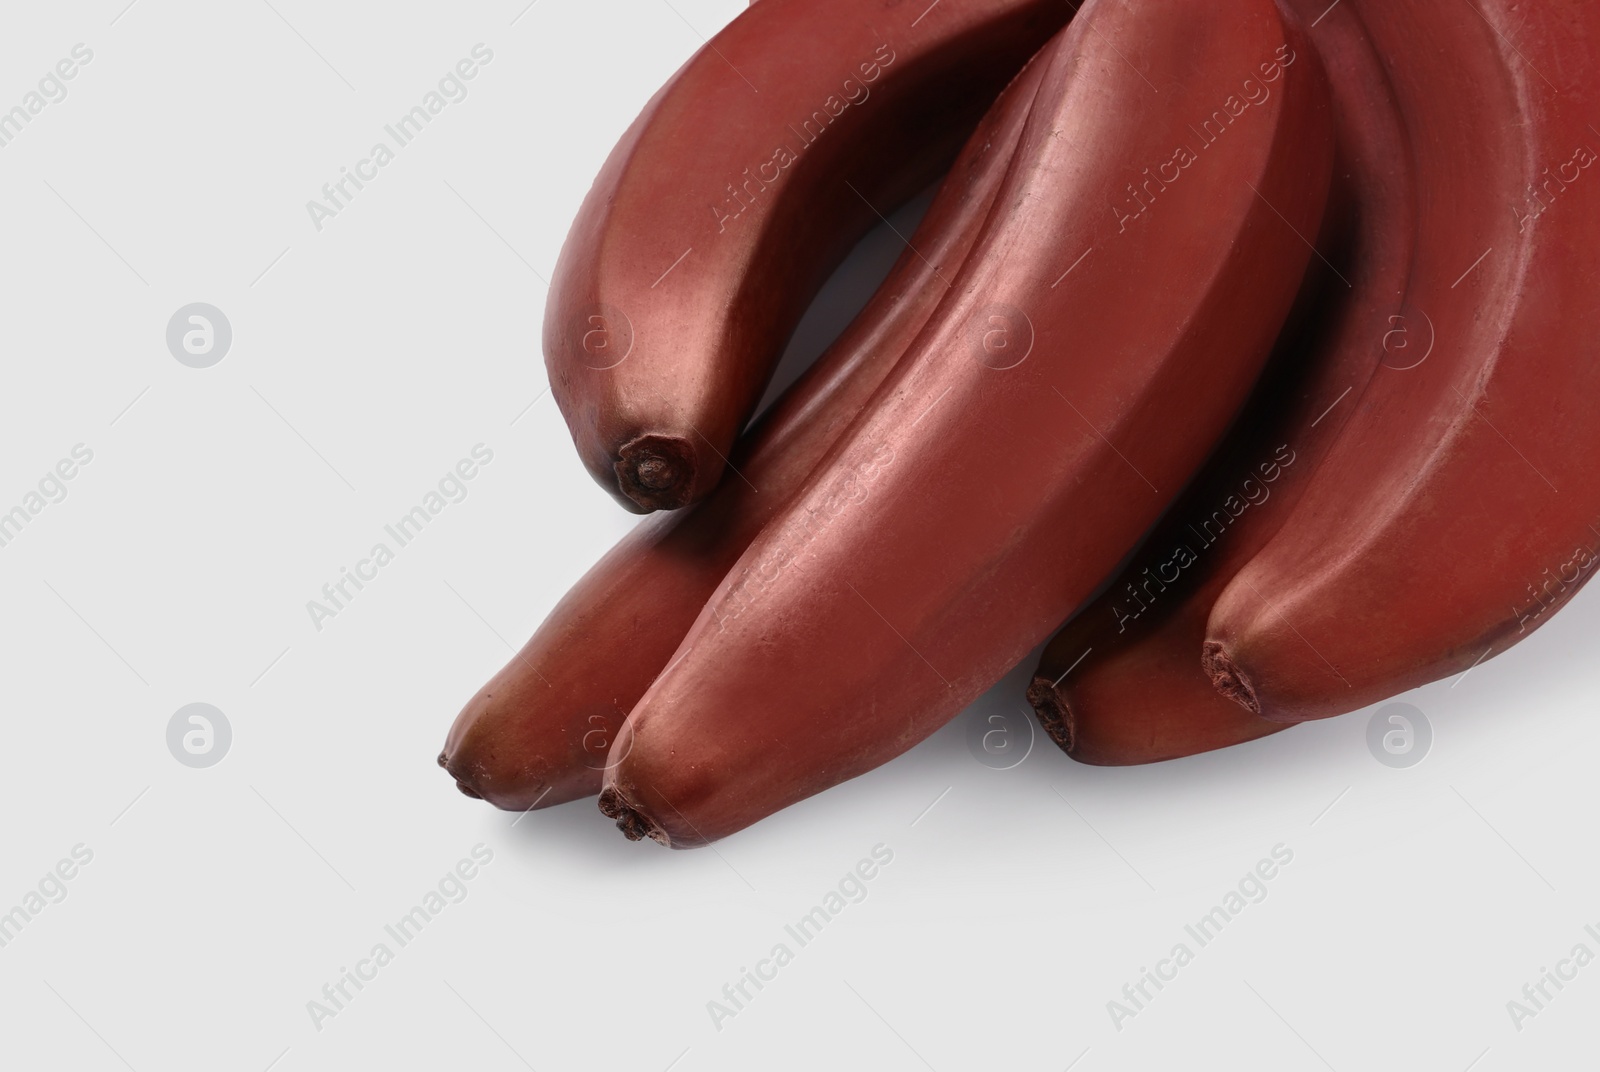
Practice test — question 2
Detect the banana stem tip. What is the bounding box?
[598,786,669,845]
[1025,675,1077,753]
[1203,641,1260,715]
[616,434,696,512]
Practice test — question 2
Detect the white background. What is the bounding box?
[1,1,1596,1069]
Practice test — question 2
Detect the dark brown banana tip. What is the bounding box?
[1025,676,1076,752]
[1202,642,1261,715]
[598,786,667,845]
[615,434,696,512]
[440,751,486,799]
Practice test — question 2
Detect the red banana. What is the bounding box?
[601,0,1336,847]
[1204,0,1600,722]
[440,56,1049,811]
[544,0,1072,512]
[1026,0,1418,764]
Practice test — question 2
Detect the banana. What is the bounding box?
[440,55,1049,811]
[1026,0,1418,764]
[1203,0,1600,723]
[600,0,1336,847]
[543,0,1071,512]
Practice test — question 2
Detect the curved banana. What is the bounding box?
[1026,0,1417,764]
[1205,0,1600,722]
[439,56,1048,809]
[601,0,1335,846]
[543,0,1071,511]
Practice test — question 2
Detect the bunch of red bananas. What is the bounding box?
[440,0,1600,847]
